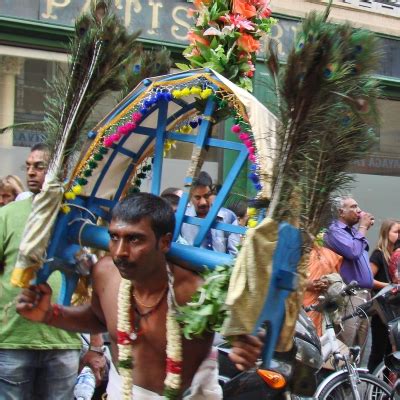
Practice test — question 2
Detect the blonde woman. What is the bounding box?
[368,219,400,373]
[0,175,24,206]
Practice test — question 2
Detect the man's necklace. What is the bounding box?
[129,285,168,340]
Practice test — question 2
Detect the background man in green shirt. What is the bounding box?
[0,143,82,399]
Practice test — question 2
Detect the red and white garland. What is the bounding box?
[116,264,182,399]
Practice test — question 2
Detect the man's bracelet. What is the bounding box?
[359,225,367,229]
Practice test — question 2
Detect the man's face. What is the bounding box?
[0,187,14,207]
[108,217,171,281]
[191,185,212,218]
[25,150,49,194]
[339,198,361,226]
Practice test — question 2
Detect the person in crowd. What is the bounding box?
[389,239,400,283]
[368,219,400,372]
[0,143,82,399]
[303,243,343,336]
[181,171,240,256]
[161,192,180,213]
[161,186,183,198]
[226,197,249,227]
[0,174,24,206]
[324,196,374,356]
[16,193,262,399]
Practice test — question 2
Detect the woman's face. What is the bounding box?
[388,223,400,245]
[0,187,15,207]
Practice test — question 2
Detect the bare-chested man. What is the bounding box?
[17,192,262,399]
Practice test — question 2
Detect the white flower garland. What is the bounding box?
[117,264,182,400]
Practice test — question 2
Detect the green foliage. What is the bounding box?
[176,265,232,339]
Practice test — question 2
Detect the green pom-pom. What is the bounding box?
[93,153,104,161]
[77,177,88,186]
[163,386,180,399]
[88,160,98,169]
[135,179,141,186]
[83,169,92,177]
[99,146,108,155]
[138,172,146,179]
[118,357,133,370]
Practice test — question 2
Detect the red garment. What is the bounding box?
[388,249,400,283]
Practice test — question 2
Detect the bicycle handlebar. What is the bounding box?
[303,280,360,313]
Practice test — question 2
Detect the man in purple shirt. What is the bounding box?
[324,196,374,357]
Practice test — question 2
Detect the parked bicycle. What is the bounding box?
[305,280,392,399]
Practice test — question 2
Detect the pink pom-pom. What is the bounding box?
[111,133,121,142]
[231,124,241,134]
[239,133,249,141]
[103,136,114,147]
[126,122,137,132]
[249,154,256,162]
[132,112,142,123]
[117,125,130,135]
[244,139,252,148]
[248,146,255,154]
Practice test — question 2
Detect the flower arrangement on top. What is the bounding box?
[178,0,277,92]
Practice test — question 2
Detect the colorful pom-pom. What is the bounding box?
[248,219,258,228]
[103,136,114,148]
[231,124,241,134]
[132,112,142,123]
[72,185,82,195]
[64,191,76,200]
[61,205,71,214]
[181,87,191,97]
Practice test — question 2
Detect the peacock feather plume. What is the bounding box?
[265,4,381,239]
[44,0,171,176]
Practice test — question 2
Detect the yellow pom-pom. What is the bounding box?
[247,207,257,217]
[61,205,71,214]
[200,88,213,99]
[172,90,181,98]
[247,219,258,228]
[72,185,82,195]
[181,87,190,97]
[190,86,202,95]
[64,191,76,200]
[180,125,192,134]
[164,142,172,151]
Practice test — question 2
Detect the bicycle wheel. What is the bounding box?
[317,371,391,400]
[374,360,400,398]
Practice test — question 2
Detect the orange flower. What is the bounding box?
[232,0,257,18]
[237,33,260,52]
[194,0,213,9]
[187,31,210,47]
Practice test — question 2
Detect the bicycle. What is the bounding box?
[305,281,392,399]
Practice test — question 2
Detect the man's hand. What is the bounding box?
[16,283,53,323]
[310,278,328,293]
[80,350,107,386]
[229,334,263,371]
[359,212,374,230]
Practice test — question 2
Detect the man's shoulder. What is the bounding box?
[172,264,203,304]
[0,197,32,216]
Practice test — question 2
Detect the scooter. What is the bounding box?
[217,308,323,399]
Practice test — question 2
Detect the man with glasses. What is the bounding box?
[0,143,82,399]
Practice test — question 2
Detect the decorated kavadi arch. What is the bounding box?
[12,68,301,366]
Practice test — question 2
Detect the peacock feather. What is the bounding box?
[265,4,381,239]
[43,0,171,176]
